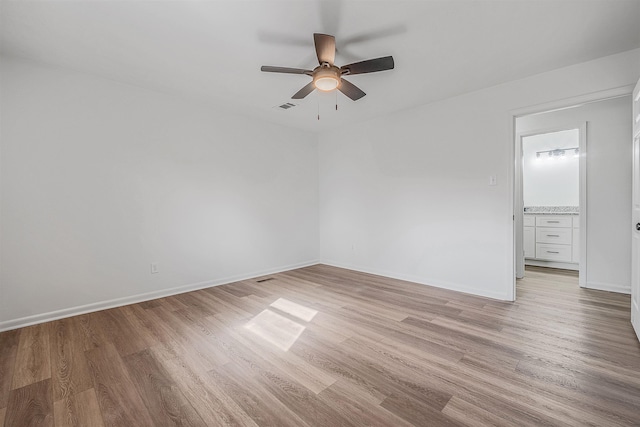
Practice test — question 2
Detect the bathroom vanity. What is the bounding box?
[524,207,579,271]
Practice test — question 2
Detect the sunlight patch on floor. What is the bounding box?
[270,297,318,322]
[244,298,319,351]
[244,309,306,351]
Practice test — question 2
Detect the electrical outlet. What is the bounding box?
[150,263,159,274]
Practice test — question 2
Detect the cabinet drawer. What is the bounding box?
[536,243,572,262]
[536,216,572,228]
[536,227,572,245]
[523,216,535,227]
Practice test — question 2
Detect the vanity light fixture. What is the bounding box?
[535,147,579,160]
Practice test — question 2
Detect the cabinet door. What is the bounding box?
[524,226,535,258]
[523,215,535,227]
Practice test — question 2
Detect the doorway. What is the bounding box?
[516,126,584,282]
[511,91,634,300]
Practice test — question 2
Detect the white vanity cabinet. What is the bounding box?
[524,214,579,270]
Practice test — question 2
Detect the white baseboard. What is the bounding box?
[319,259,511,301]
[0,259,320,332]
[585,281,631,294]
[525,259,579,271]
[632,300,639,341]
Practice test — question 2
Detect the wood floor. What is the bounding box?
[1,264,639,426]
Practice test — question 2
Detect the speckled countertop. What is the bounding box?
[524,206,579,215]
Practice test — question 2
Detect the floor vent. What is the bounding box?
[256,277,274,283]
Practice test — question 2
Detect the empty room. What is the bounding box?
[1,0,640,426]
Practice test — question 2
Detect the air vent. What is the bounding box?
[276,102,297,110]
[256,277,274,283]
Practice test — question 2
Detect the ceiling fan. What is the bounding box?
[261,33,394,101]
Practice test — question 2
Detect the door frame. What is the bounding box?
[515,123,586,284]
[507,85,635,301]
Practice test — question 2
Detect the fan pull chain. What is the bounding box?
[317,92,320,120]
[335,90,338,111]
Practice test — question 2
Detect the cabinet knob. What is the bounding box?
[636,223,640,231]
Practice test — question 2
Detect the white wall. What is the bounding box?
[319,49,640,300]
[0,57,319,329]
[1,49,638,330]
[522,129,580,207]
[517,97,632,293]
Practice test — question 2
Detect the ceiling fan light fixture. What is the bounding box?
[314,76,339,91]
[313,67,340,91]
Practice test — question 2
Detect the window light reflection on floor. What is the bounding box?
[244,298,318,351]
[270,297,318,322]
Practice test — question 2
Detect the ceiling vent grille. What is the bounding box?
[276,102,297,110]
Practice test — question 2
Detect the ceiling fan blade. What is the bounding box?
[313,33,335,65]
[261,66,313,75]
[338,78,366,101]
[292,81,316,99]
[340,56,394,75]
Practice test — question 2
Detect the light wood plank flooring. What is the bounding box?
[1,264,639,426]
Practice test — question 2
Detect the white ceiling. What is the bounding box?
[2,0,639,132]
